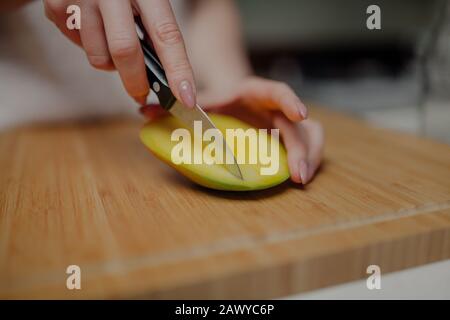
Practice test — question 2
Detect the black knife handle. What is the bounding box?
[135,17,176,110]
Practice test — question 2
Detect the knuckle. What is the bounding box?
[109,37,139,59]
[276,82,291,93]
[275,83,294,105]
[166,61,191,79]
[277,96,288,109]
[154,21,183,45]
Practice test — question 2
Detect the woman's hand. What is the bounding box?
[43,0,196,107]
[141,76,324,184]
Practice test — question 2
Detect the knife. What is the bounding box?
[135,19,243,180]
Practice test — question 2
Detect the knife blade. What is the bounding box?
[135,19,243,180]
[168,100,243,180]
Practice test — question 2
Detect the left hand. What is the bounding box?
[141,76,324,184]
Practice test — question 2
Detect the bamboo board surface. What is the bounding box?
[0,108,449,299]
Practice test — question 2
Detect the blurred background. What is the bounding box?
[237,0,450,142]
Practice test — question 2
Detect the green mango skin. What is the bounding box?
[140,113,290,191]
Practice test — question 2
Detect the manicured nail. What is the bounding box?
[134,95,147,106]
[178,80,196,108]
[298,103,308,120]
[299,160,309,184]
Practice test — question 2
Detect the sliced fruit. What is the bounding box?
[140,113,290,191]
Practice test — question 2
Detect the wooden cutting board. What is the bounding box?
[0,107,449,299]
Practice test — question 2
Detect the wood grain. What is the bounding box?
[0,108,449,299]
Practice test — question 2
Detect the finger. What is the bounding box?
[99,0,149,104]
[241,78,308,122]
[79,1,114,71]
[44,0,82,46]
[136,0,196,108]
[273,113,309,184]
[303,120,325,182]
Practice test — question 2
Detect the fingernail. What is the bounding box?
[134,95,148,106]
[298,101,308,119]
[178,80,196,108]
[299,160,309,184]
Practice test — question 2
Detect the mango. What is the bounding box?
[140,113,290,191]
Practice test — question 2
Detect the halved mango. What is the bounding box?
[140,113,290,191]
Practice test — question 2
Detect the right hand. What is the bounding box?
[44,0,197,107]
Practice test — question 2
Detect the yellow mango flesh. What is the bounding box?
[140,113,290,191]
